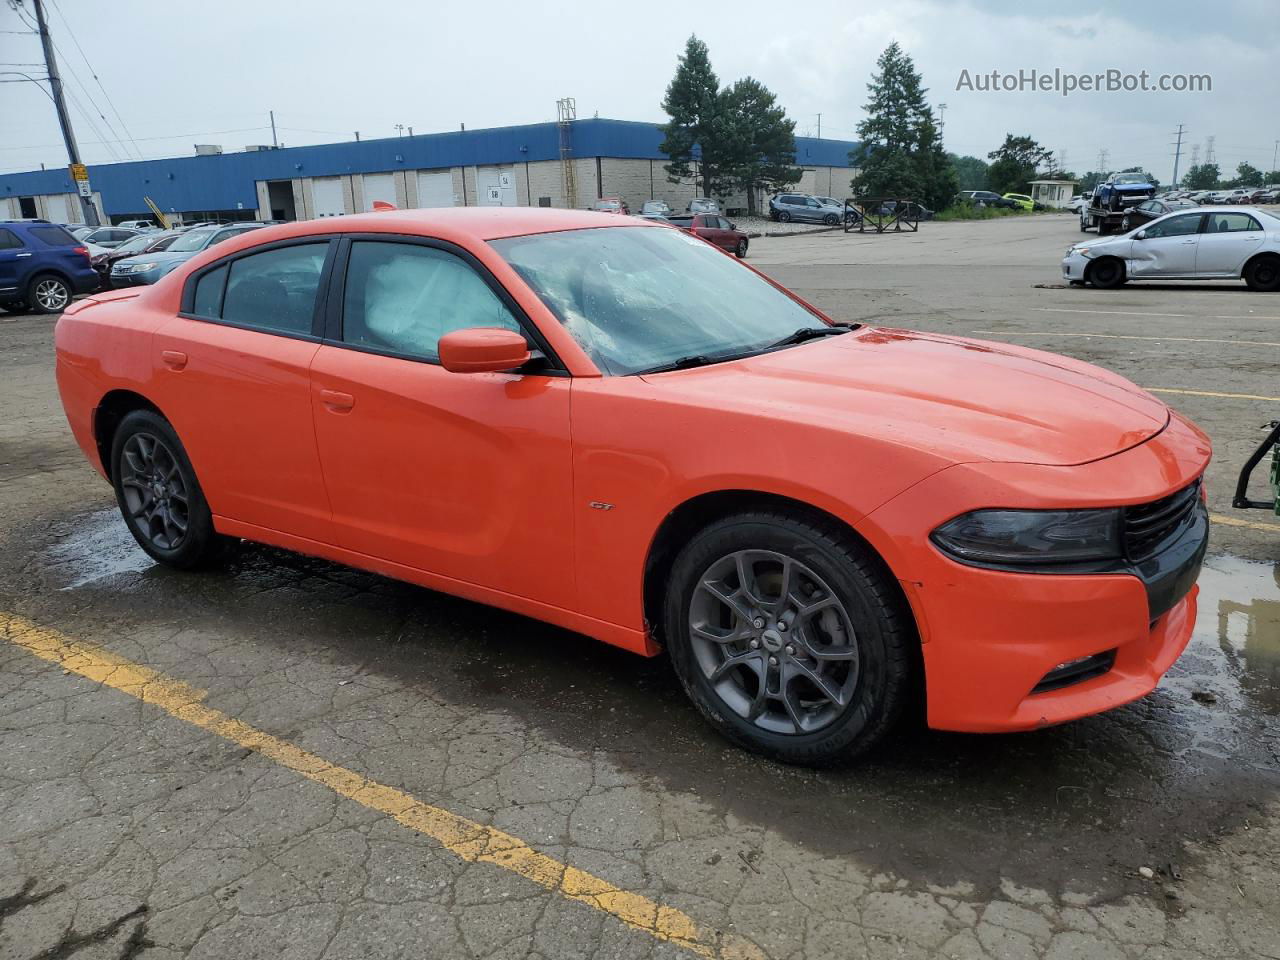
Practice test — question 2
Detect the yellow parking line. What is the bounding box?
[1211,513,1280,532]
[1147,387,1280,403]
[0,613,763,960]
[972,330,1280,348]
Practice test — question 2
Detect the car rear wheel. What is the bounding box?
[111,410,225,569]
[1088,257,1126,289]
[27,274,70,314]
[735,239,748,258]
[1244,256,1280,292]
[664,512,914,766]
[778,211,792,223]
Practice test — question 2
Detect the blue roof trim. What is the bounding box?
[1,118,858,215]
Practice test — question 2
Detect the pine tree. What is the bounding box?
[660,36,723,197]
[851,42,954,210]
[720,77,803,214]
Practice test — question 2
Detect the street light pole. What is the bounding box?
[30,0,99,225]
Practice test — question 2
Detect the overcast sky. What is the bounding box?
[2,0,1276,181]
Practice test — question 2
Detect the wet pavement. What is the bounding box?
[2,215,1279,959]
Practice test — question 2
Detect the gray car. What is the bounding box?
[110,223,266,286]
[769,193,845,224]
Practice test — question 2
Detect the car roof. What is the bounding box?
[219,208,662,245]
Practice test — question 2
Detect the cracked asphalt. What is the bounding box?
[2,213,1278,959]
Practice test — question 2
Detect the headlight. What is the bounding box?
[931,508,1122,566]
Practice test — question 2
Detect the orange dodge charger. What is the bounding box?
[55,208,1211,765]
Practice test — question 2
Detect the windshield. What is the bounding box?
[114,234,156,255]
[1112,174,1149,185]
[168,229,215,252]
[491,226,827,376]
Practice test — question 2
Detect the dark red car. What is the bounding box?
[90,230,181,289]
[667,213,748,258]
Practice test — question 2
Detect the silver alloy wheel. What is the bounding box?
[688,549,859,735]
[34,278,70,312]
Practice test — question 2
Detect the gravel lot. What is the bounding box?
[1,212,1277,959]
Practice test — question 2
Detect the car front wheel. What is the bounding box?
[1088,257,1126,289]
[28,274,71,314]
[664,512,914,765]
[735,239,748,258]
[111,409,226,569]
[778,211,792,223]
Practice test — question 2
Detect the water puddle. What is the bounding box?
[44,508,154,588]
[1196,554,1280,715]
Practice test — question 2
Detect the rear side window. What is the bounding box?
[0,228,22,250]
[341,241,519,362]
[30,225,77,246]
[202,243,328,335]
[1207,213,1261,233]
[191,265,227,318]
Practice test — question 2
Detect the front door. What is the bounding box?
[150,239,335,543]
[308,237,574,609]
[1126,212,1204,278]
[1196,212,1266,276]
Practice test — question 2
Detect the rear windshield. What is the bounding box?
[29,225,77,246]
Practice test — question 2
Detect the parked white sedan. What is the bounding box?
[1062,206,1280,291]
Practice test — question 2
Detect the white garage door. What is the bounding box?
[44,194,70,223]
[475,165,516,206]
[312,177,346,217]
[362,173,397,211]
[415,170,455,208]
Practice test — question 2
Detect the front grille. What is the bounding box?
[1123,479,1201,561]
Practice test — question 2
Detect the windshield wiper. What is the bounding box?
[635,354,723,375]
[765,326,852,349]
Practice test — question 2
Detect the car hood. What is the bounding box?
[640,328,1169,467]
[114,250,196,268]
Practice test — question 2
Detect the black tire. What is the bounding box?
[1243,256,1280,292]
[735,239,748,258]
[778,210,792,223]
[1120,215,1131,232]
[823,213,839,225]
[1079,217,1089,233]
[110,409,225,569]
[663,512,915,766]
[1088,257,1126,289]
[26,273,71,314]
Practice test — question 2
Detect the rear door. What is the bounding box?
[1195,212,1266,276]
[151,238,336,542]
[0,227,28,298]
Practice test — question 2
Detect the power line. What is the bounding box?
[46,0,142,159]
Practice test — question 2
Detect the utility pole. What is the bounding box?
[937,103,947,143]
[1273,139,1278,176]
[270,110,278,148]
[1170,123,1185,187]
[31,0,99,225]
[354,131,360,142]
[1204,135,1215,166]
[1096,148,1109,175]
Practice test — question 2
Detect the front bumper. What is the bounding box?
[856,412,1212,733]
[109,269,161,287]
[1062,253,1087,281]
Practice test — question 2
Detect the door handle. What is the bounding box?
[15,252,32,258]
[160,350,187,370]
[320,389,355,413]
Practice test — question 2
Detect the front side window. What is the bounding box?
[492,225,826,376]
[342,241,520,361]
[1144,214,1203,239]
[218,243,328,335]
[1206,213,1261,233]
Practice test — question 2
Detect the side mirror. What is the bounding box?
[438,327,531,374]
[728,222,737,230]
[1134,230,1147,240]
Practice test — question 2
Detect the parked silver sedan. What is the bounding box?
[1062,206,1280,291]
